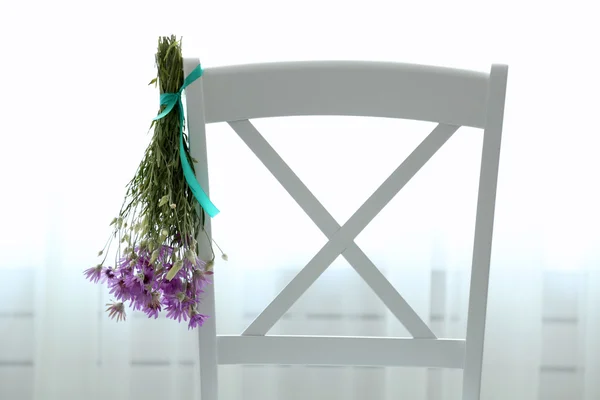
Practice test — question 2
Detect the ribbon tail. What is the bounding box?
[178,102,220,218]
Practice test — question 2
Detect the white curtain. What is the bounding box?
[1,0,599,399]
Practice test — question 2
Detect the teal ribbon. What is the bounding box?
[153,64,220,218]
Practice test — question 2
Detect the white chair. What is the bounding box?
[183,58,508,400]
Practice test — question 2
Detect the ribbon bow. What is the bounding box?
[153,64,220,218]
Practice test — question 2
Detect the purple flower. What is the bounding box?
[164,292,192,322]
[129,289,151,311]
[165,303,189,322]
[106,302,126,322]
[117,255,136,271]
[191,269,210,292]
[103,267,116,283]
[160,276,183,296]
[143,292,162,319]
[84,265,103,283]
[123,272,141,289]
[140,266,156,287]
[108,278,131,301]
[189,255,207,270]
[89,240,214,326]
[136,255,152,272]
[188,311,208,329]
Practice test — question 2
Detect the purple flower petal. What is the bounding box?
[143,292,162,319]
[106,302,126,322]
[84,265,103,283]
[188,312,208,329]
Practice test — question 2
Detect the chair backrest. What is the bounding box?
[183,58,508,400]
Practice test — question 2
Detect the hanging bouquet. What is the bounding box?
[84,36,224,329]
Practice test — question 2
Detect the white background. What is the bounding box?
[1,0,599,399]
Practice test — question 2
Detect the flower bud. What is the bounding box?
[221,253,228,261]
[161,229,169,237]
[166,260,184,281]
[170,203,177,209]
[159,195,170,207]
[150,249,160,264]
[186,249,197,263]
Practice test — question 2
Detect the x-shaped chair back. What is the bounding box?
[184,59,508,400]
